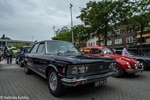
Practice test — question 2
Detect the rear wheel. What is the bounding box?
[15,61,18,64]
[24,63,32,74]
[20,62,24,67]
[48,69,65,97]
[112,64,124,78]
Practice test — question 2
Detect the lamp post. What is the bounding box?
[31,36,33,42]
[70,3,74,44]
[53,26,55,37]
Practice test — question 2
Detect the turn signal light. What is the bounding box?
[62,68,65,73]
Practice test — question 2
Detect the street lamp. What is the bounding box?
[53,26,55,37]
[31,36,33,42]
[70,3,74,44]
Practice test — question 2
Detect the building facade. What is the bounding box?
[86,30,150,54]
[0,39,34,50]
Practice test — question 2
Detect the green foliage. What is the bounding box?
[52,26,72,42]
[52,0,150,48]
[13,43,31,49]
[78,0,134,46]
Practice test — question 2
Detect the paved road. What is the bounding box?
[0,60,150,100]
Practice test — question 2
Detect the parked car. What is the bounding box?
[114,50,150,70]
[16,46,31,67]
[24,40,116,96]
[81,46,143,78]
[0,50,2,62]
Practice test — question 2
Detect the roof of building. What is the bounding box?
[0,39,33,43]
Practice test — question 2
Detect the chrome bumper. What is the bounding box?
[61,71,114,87]
[126,68,143,73]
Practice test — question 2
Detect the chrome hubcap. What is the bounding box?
[49,72,58,91]
[114,65,119,76]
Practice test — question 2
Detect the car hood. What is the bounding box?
[104,54,136,63]
[53,54,115,64]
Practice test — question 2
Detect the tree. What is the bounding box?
[127,0,150,55]
[77,0,135,46]
[1,34,11,40]
[52,26,72,42]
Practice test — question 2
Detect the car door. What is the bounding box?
[27,43,39,71]
[34,42,46,74]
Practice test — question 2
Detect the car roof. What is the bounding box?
[39,40,70,43]
[83,46,105,49]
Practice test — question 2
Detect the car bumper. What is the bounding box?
[126,68,143,73]
[61,71,115,87]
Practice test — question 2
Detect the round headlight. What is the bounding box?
[72,66,78,74]
[79,65,86,73]
[127,62,131,68]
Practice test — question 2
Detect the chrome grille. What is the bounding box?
[67,62,110,76]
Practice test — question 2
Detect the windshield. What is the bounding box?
[47,41,81,55]
[102,47,114,54]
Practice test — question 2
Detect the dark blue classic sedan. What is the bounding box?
[24,40,116,96]
[115,50,150,70]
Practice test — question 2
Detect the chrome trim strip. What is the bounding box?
[28,67,46,79]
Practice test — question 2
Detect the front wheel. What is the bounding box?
[112,64,124,78]
[48,69,65,97]
[139,61,147,70]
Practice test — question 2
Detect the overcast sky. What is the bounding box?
[0,0,98,42]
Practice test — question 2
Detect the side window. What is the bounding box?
[30,43,39,53]
[41,45,45,54]
[37,43,45,54]
[91,48,102,54]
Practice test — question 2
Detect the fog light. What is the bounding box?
[77,81,84,85]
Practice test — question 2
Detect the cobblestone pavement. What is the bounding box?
[0,60,150,100]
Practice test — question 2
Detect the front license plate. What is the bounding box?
[94,79,107,87]
[135,71,143,75]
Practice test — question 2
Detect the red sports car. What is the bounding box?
[81,46,144,77]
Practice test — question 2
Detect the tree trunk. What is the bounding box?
[98,35,101,46]
[140,23,143,55]
[104,24,107,46]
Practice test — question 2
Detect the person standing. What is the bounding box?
[122,45,129,56]
[6,45,14,64]
[3,46,7,59]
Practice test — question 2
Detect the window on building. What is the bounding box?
[114,29,121,35]
[93,42,95,46]
[107,40,112,45]
[126,37,133,43]
[115,38,122,44]
[100,42,104,46]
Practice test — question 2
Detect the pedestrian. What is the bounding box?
[3,45,7,59]
[6,45,14,64]
[122,44,129,56]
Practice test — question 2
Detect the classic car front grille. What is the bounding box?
[67,62,110,76]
